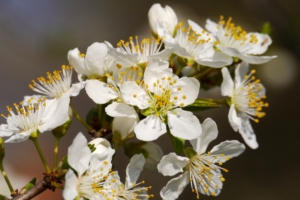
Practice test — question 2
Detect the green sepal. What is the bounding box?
[183,99,221,112]
[52,117,72,139]
[58,155,71,171]
[226,97,233,106]
[141,107,153,117]
[260,22,272,35]
[184,147,197,159]
[124,142,149,159]
[167,130,185,154]
[87,144,96,153]
[19,178,36,194]
[86,107,98,125]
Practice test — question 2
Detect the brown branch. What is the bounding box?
[11,179,47,200]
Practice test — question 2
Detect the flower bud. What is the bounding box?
[88,138,111,156]
[112,115,139,144]
[148,3,178,37]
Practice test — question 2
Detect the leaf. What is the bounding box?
[183,99,221,112]
[260,22,272,35]
[19,178,36,194]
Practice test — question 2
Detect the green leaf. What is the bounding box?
[19,178,36,194]
[260,22,272,35]
[183,99,221,112]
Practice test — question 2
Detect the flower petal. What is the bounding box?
[157,153,189,176]
[67,132,91,176]
[68,48,87,76]
[113,115,139,140]
[105,102,137,118]
[66,82,85,97]
[195,50,233,68]
[205,19,219,36]
[160,172,189,200]
[190,118,218,154]
[85,79,118,104]
[89,138,111,156]
[218,46,276,65]
[107,47,139,65]
[134,115,166,141]
[234,62,249,87]
[210,140,246,163]
[221,67,234,97]
[242,32,272,55]
[228,105,241,132]
[0,124,14,137]
[168,108,201,140]
[121,81,149,109]
[141,142,163,170]
[125,154,145,189]
[5,130,32,143]
[172,77,200,107]
[239,117,258,149]
[62,170,78,200]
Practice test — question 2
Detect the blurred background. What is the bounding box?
[0,0,299,199]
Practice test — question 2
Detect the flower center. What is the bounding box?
[29,65,73,98]
[117,36,162,64]
[187,152,228,198]
[1,97,47,132]
[174,22,214,57]
[232,69,268,123]
[217,15,258,47]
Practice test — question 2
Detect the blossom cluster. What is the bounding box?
[0,3,275,200]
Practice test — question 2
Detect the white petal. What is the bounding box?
[243,32,272,55]
[39,97,69,133]
[157,153,189,176]
[113,115,139,140]
[210,140,246,163]
[125,154,145,189]
[5,130,32,143]
[85,79,118,104]
[172,77,200,107]
[89,138,111,156]
[234,62,249,87]
[121,81,149,109]
[107,47,139,65]
[134,115,166,141]
[221,67,234,97]
[205,19,219,36]
[0,124,13,137]
[168,108,201,140]
[239,117,258,149]
[228,105,241,132]
[105,102,137,118]
[141,142,163,170]
[190,118,218,154]
[67,132,91,176]
[148,48,174,61]
[188,19,204,34]
[85,42,109,76]
[164,41,192,58]
[195,50,233,68]
[160,172,189,200]
[67,82,85,97]
[218,45,276,64]
[62,170,78,200]
[68,48,87,75]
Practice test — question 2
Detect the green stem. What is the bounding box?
[70,105,93,131]
[197,98,227,105]
[97,104,103,125]
[175,65,184,76]
[53,137,60,171]
[193,67,214,79]
[0,163,14,192]
[31,138,51,172]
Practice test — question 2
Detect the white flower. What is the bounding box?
[140,142,163,170]
[159,20,232,68]
[205,16,276,64]
[158,118,245,199]
[29,65,83,99]
[148,3,178,36]
[85,64,143,119]
[108,36,173,67]
[100,154,153,200]
[121,59,201,141]
[63,132,115,200]
[221,62,268,149]
[0,97,69,143]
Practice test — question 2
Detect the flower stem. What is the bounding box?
[197,98,227,105]
[31,138,51,172]
[0,163,14,192]
[193,67,214,79]
[53,137,60,171]
[70,105,93,131]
